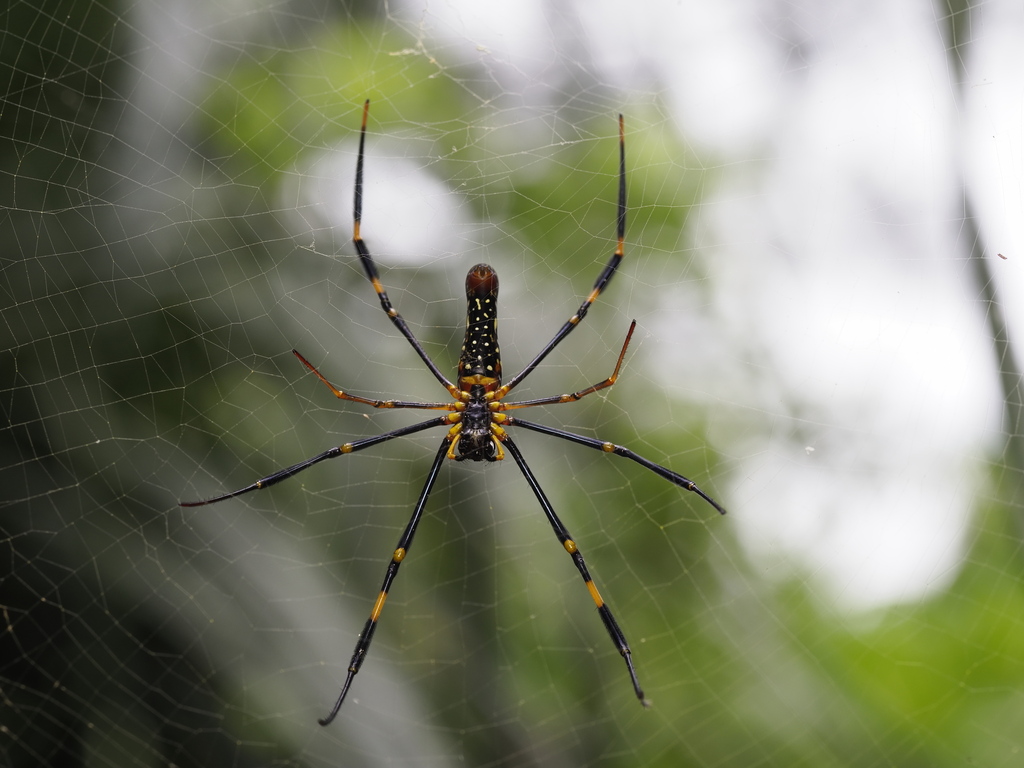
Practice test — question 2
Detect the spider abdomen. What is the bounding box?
[458,263,502,392]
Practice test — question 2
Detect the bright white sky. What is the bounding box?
[387,0,1019,610]
[131,0,1021,612]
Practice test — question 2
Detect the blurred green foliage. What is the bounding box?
[2,2,1022,767]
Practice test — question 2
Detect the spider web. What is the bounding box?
[3,0,1024,766]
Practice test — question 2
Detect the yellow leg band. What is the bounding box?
[370,591,388,622]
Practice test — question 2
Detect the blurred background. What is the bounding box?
[3,0,1024,765]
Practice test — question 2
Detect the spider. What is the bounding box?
[181,100,725,726]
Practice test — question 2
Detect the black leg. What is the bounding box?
[501,435,649,706]
[318,436,452,726]
[352,100,460,398]
[506,416,726,515]
[497,114,628,398]
[180,416,450,507]
[502,320,636,409]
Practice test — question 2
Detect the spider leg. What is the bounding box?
[352,100,460,399]
[501,435,649,707]
[497,114,627,399]
[318,436,451,726]
[507,417,726,516]
[293,349,457,410]
[500,320,636,409]
[179,415,451,507]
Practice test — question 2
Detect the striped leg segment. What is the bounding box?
[352,100,460,398]
[502,436,649,706]
[293,349,456,411]
[180,416,450,507]
[501,320,636,409]
[498,114,628,398]
[318,437,451,726]
[506,417,726,516]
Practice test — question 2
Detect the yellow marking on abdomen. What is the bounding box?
[459,374,500,392]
